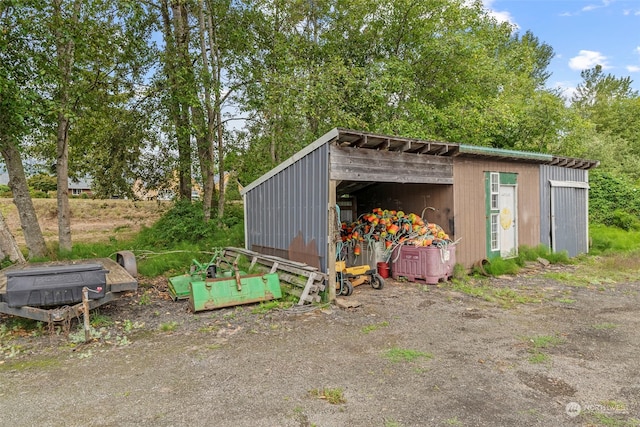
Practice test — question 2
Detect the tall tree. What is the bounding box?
[0,1,49,258]
[571,65,640,181]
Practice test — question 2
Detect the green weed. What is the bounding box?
[159,321,179,332]
[521,334,564,364]
[138,291,152,306]
[91,313,114,328]
[308,387,346,404]
[528,352,549,364]
[251,299,293,314]
[526,334,565,349]
[383,347,433,363]
[361,321,389,334]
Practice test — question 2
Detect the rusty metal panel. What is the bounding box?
[539,166,589,256]
[244,144,329,271]
[452,158,540,268]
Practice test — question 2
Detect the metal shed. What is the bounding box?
[241,128,598,298]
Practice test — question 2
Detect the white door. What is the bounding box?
[499,185,517,258]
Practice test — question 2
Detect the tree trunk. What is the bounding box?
[56,114,72,252]
[160,0,189,200]
[172,0,193,201]
[53,0,80,253]
[0,141,48,259]
[0,211,25,263]
[197,0,216,222]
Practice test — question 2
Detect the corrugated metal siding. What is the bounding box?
[453,159,540,268]
[539,166,589,256]
[244,144,329,271]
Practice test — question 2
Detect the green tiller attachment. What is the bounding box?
[189,272,282,313]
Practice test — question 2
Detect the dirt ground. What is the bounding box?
[1,261,640,427]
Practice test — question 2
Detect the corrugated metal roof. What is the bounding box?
[458,144,552,162]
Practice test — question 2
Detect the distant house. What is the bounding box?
[68,178,93,196]
[0,173,8,186]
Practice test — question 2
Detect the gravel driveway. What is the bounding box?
[1,263,640,427]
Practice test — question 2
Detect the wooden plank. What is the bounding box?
[330,145,453,183]
[297,273,317,306]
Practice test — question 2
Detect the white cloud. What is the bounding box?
[569,50,611,71]
[583,0,612,12]
[480,0,518,27]
[552,81,578,104]
[627,65,640,73]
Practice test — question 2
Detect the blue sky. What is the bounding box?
[483,0,640,98]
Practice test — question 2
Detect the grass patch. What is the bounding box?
[383,347,433,363]
[0,357,61,372]
[521,334,564,365]
[0,317,46,337]
[159,321,179,332]
[583,412,640,427]
[555,298,576,304]
[446,279,544,308]
[525,334,565,349]
[528,352,550,364]
[482,245,571,277]
[590,224,640,255]
[308,387,346,404]
[250,298,295,314]
[91,313,114,328]
[361,321,389,334]
[593,322,619,330]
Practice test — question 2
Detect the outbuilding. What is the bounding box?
[241,128,598,297]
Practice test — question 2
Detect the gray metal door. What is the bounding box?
[550,180,589,257]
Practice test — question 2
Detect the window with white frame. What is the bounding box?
[71,188,82,196]
[490,172,499,210]
[490,213,499,251]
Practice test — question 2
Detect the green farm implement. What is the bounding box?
[168,255,282,313]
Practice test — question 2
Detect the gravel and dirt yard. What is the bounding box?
[1,260,640,427]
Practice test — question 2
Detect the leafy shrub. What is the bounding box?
[611,209,640,231]
[133,200,244,250]
[589,171,640,226]
[28,189,49,199]
[0,184,10,196]
[135,200,215,248]
[27,173,57,193]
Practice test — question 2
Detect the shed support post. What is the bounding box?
[327,180,337,302]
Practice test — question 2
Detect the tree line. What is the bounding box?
[1,0,639,259]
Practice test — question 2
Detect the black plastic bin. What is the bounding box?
[5,263,108,308]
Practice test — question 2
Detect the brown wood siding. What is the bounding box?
[330,146,453,184]
[453,158,540,268]
[352,183,454,234]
